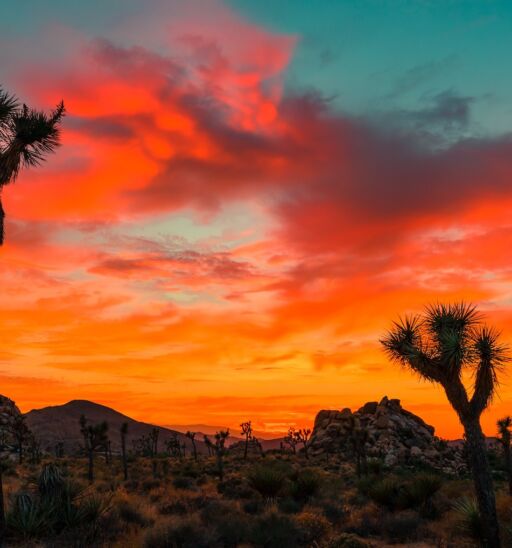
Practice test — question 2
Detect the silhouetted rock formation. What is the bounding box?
[310,396,464,473]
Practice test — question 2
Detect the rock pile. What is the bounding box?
[0,394,23,454]
[310,396,464,473]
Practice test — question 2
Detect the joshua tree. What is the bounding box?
[347,418,368,477]
[165,432,182,458]
[382,302,508,547]
[205,430,229,481]
[27,433,42,464]
[497,416,512,495]
[9,413,30,464]
[150,428,159,455]
[185,431,197,461]
[294,428,312,459]
[240,421,253,460]
[284,427,298,454]
[120,422,129,481]
[79,415,109,483]
[0,87,65,245]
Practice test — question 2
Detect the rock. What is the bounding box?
[410,446,422,458]
[309,395,463,473]
[358,402,378,415]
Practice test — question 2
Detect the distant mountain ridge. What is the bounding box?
[25,399,208,455]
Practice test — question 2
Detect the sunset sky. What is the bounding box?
[2,0,512,439]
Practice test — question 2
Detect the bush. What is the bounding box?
[381,510,421,543]
[6,493,49,539]
[143,516,211,548]
[295,511,330,544]
[251,511,300,548]
[248,465,286,499]
[116,499,152,527]
[326,533,371,548]
[173,476,195,490]
[453,497,484,542]
[290,468,321,501]
[217,475,254,499]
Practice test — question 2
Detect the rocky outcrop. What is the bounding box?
[0,394,24,456]
[310,396,464,473]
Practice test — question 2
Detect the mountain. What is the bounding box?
[25,400,207,456]
[167,423,284,450]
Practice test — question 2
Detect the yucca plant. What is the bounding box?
[496,416,512,495]
[382,302,508,547]
[0,87,65,245]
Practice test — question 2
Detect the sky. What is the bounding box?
[1,0,512,438]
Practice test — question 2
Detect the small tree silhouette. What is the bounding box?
[120,422,129,481]
[9,413,30,464]
[205,430,229,481]
[497,416,512,495]
[240,421,253,460]
[347,417,368,477]
[294,428,312,459]
[185,431,197,461]
[0,87,65,245]
[382,302,508,547]
[79,415,109,483]
[284,427,298,454]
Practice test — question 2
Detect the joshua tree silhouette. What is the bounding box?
[382,302,508,548]
[79,415,109,483]
[240,421,252,460]
[0,87,65,245]
[496,416,512,495]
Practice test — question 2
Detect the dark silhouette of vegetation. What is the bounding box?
[205,430,229,481]
[0,87,65,245]
[294,428,312,459]
[165,432,183,458]
[382,302,508,547]
[185,431,197,461]
[497,416,512,495]
[79,415,109,483]
[348,418,368,477]
[284,427,298,454]
[120,422,128,481]
[8,413,30,465]
[240,421,253,460]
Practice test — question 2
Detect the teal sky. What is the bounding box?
[4,0,512,134]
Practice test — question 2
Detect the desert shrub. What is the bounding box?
[367,477,403,510]
[289,468,321,501]
[248,465,286,499]
[251,511,300,548]
[366,458,383,476]
[217,475,253,499]
[143,516,211,548]
[38,463,65,499]
[295,511,330,544]
[142,479,160,491]
[173,476,195,490]
[213,511,250,547]
[243,499,261,515]
[116,499,152,527]
[453,497,484,542]
[325,533,371,548]
[278,497,302,514]
[407,473,442,517]
[159,499,188,515]
[320,501,346,524]
[199,499,234,525]
[381,510,421,543]
[6,493,50,539]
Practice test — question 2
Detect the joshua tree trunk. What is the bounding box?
[216,452,224,481]
[502,441,512,496]
[88,449,94,483]
[191,439,197,461]
[244,435,249,460]
[121,437,128,481]
[463,417,500,547]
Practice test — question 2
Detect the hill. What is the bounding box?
[25,399,207,456]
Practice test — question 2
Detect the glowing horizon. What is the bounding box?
[2,0,512,440]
